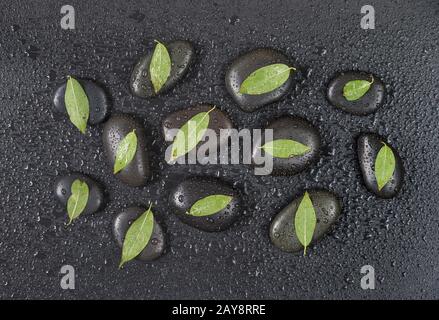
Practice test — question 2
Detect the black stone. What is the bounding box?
[54,173,105,215]
[252,116,321,176]
[357,133,404,198]
[170,178,241,232]
[130,40,195,98]
[53,79,110,124]
[270,190,342,253]
[113,207,165,261]
[225,48,295,112]
[102,114,151,187]
[162,104,233,150]
[327,71,385,115]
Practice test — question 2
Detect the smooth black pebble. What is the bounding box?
[270,190,342,253]
[357,133,404,198]
[163,104,233,151]
[130,40,195,98]
[252,116,321,176]
[103,114,151,187]
[53,79,109,124]
[54,173,105,215]
[170,178,241,232]
[225,48,295,112]
[113,207,165,261]
[327,71,385,115]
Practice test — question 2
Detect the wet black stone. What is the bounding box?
[327,71,385,115]
[170,178,241,232]
[225,48,295,112]
[102,114,151,187]
[130,40,195,98]
[54,173,105,215]
[53,79,110,124]
[270,190,342,253]
[252,116,321,176]
[113,207,165,261]
[162,104,233,149]
[357,133,404,198]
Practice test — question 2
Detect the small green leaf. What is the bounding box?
[149,40,171,94]
[67,179,89,225]
[294,192,317,256]
[239,63,295,95]
[188,195,233,217]
[374,142,396,191]
[114,130,138,174]
[119,205,154,268]
[170,107,215,161]
[261,139,310,158]
[343,77,374,101]
[64,76,89,134]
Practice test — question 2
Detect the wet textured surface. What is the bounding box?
[270,190,342,253]
[327,71,385,115]
[54,173,105,216]
[0,0,438,299]
[252,116,321,175]
[130,40,195,98]
[113,207,165,262]
[170,178,241,232]
[357,133,404,198]
[102,114,151,187]
[225,48,295,112]
[53,79,110,125]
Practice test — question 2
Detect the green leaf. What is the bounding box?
[343,78,374,101]
[119,205,154,268]
[170,107,214,160]
[64,76,90,134]
[261,139,310,158]
[114,130,138,174]
[294,192,317,256]
[239,63,295,95]
[188,195,233,217]
[67,179,89,225]
[149,40,171,94]
[374,142,396,191]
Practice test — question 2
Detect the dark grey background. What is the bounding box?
[0,0,438,299]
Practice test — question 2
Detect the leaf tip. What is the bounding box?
[169,147,178,162]
[113,162,122,174]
